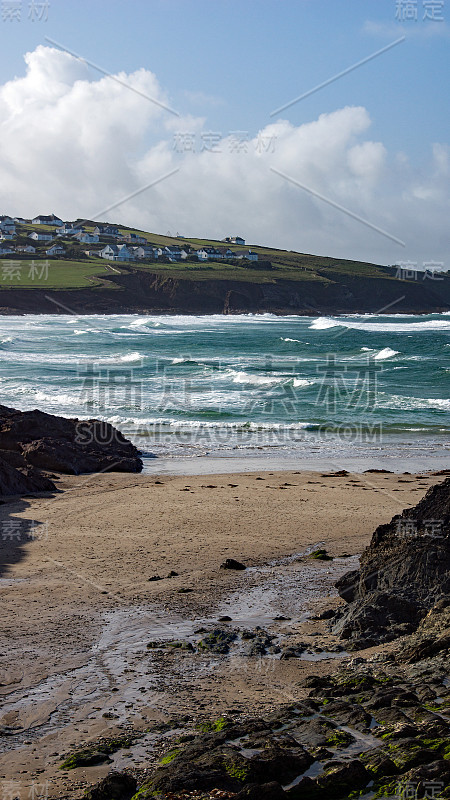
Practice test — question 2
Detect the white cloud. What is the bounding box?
[0,46,448,266]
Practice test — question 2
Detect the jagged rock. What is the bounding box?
[317,759,369,793]
[0,404,143,476]
[333,479,450,647]
[398,597,450,663]
[0,454,56,497]
[318,699,371,731]
[396,759,450,799]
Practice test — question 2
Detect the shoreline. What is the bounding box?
[0,468,444,797]
[1,308,450,317]
[139,455,450,476]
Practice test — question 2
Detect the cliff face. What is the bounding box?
[333,478,450,649]
[0,268,449,315]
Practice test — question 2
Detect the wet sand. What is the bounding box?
[0,468,443,798]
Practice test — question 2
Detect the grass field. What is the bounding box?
[130,259,328,283]
[0,251,397,290]
[0,259,118,289]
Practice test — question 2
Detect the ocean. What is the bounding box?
[0,312,449,473]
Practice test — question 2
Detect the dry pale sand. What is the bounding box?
[0,468,442,798]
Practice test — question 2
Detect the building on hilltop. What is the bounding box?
[32,214,63,226]
[120,232,148,244]
[93,224,120,238]
[222,236,245,245]
[0,216,16,234]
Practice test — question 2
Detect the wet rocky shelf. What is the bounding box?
[76,654,450,799]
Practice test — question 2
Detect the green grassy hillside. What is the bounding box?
[0,220,428,291]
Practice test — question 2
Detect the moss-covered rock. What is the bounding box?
[197,628,237,654]
[60,736,134,770]
[309,549,333,561]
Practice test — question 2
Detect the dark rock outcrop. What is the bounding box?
[0,454,56,496]
[135,724,313,796]
[0,404,143,496]
[398,596,450,663]
[83,771,136,800]
[220,558,247,570]
[333,479,450,648]
[0,404,143,481]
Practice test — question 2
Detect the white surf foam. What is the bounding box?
[310,316,450,333]
[374,347,400,360]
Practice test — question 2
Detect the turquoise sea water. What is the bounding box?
[0,313,449,471]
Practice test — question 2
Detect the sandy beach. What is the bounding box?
[0,467,444,798]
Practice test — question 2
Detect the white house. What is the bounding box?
[56,223,78,235]
[74,231,99,244]
[46,244,66,257]
[99,244,134,261]
[99,244,116,260]
[32,214,63,226]
[133,245,159,260]
[235,250,258,261]
[196,246,224,261]
[94,224,120,238]
[215,247,235,259]
[28,231,53,242]
[121,232,148,244]
[163,246,187,261]
[14,217,27,224]
[16,245,36,254]
[222,236,245,246]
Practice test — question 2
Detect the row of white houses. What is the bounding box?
[0,242,66,257]
[97,244,258,262]
[0,214,258,262]
[0,240,259,263]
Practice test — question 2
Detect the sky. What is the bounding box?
[0,0,448,266]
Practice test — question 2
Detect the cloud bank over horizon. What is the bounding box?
[1,46,448,266]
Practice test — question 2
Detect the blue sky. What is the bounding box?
[0,0,448,263]
[1,0,448,158]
